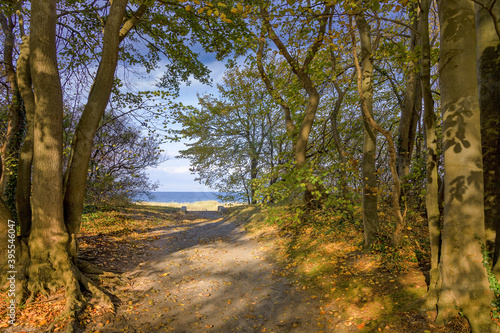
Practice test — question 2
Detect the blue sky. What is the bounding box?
[143,54,228,192]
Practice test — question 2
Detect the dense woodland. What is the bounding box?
[0,0,499,332]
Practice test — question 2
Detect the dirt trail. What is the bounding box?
[87,211,327,332]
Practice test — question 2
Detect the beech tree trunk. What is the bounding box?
[420,0,441,308]
[28,0,82,307]
[436,1,496,330]
[355,14,379,247]
[475,1,500,275]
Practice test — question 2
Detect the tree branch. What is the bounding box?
[119,4,148,42]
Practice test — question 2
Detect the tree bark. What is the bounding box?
[353,14,379,247]
[29,0,83,310]
[0,195,12,285]
[0,13,24,205]
[16,34,35,240]
[436,0,496,330]
[397,1,421,180]
[420,0,441,309]
[475,1,500,275]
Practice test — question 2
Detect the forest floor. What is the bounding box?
[1,204,472,332]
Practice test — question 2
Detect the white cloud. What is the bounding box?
[158,165,191,174]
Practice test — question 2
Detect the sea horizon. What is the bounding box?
[134,191,240,204]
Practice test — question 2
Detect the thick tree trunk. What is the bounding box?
[354,14,379,248]
[29,0,83,310]
[420,0,441,309]
[436,1,496,331]
[475,1,500,275]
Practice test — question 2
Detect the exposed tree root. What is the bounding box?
[76,268,114,309]
[77,258,106,275]
[21,258,120,332]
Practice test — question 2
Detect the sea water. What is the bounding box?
[134,191,225,203]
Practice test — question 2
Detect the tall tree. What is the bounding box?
[420,0,441,308]
[352,13,379,247]
[0,10,24,209]
[435,0,495,330]
[28,0,82,312]
[258,2,330,206]
[397,2,421,180]
[177,67,278,204]
[62,0,130,238]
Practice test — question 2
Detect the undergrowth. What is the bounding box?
[231,202,443,332]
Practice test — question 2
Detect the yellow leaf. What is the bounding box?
[185,5,192,11]
[218,2,226,7]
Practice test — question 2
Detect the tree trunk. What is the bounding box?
[295,89,321,206]
[250,156,258,204]
[420,0,441,308]
[16,34,35,240]
[397,2,421,180]
[436,0,496,330]
[0,190,12,285]
[397,2,421,179]
[354,14,379,248]
[28,0,83,310]
[475,1,500,275]
[0,13,24,209]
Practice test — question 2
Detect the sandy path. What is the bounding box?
[88,211,327,332]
